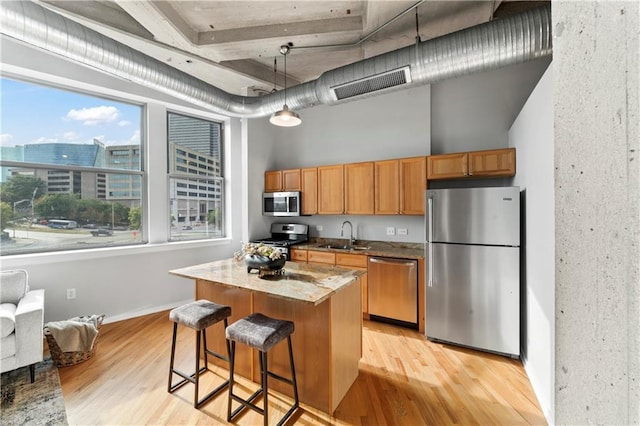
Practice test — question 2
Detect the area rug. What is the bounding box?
[1,357,68,426]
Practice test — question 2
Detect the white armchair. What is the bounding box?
[0,269,45,383]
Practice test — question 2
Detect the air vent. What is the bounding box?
[331,67,412,101]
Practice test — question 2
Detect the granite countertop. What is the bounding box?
[169,258,365,306]
[294,239,425,260]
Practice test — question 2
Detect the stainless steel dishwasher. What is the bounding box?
[368,257,418,328]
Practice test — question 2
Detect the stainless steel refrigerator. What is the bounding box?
[425,186,520,358]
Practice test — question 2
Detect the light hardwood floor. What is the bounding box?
[57,310,546,425]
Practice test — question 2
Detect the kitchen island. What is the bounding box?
[169,259,365,414]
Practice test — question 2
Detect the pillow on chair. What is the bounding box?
[0,270,29,305]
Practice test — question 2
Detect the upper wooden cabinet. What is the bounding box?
[375,157,426,215]
[374,159,400,215]
[468,148,516,177]
[317,165,344,214]
[301,167,318,215]
[264,170,282,192]
[264,168,301,192]
[427,148,515,180]
[399,156,427,215]
[345,162,374,215]
[426,152,468,180]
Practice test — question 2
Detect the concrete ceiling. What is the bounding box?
[38,0,548,96]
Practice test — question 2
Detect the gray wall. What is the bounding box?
[509,63,554,422]
[553,1,639,424]
[247,85,432,243]
[431,57,551,154]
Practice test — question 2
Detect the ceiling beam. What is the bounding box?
[196,16,362,46]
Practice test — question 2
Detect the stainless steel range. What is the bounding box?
[250,223,309,260]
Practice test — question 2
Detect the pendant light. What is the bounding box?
[270,45,301,127]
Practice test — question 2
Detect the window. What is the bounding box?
[0,78,144,255]
[167,112,223,241]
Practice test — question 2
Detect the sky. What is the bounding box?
[0,77,141,148]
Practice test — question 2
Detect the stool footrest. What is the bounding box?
[169,366,207,392]
[228,388,265,420]
[204,348,229,363]
[267,370,295,387]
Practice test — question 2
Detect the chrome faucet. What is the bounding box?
[341,220,356,245]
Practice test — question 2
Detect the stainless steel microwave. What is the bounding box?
[263,191,301,216]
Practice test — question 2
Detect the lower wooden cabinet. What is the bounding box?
[336,253,369,317]
[291,249,369,316]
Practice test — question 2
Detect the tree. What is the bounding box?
[111,203,129,227]
[76,199,111,225]
[34,193,79,219]
[0,175,46,204]
[207,208,220,227]
[129,206,141,230]
[0,202,13,232]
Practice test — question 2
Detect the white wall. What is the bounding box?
[508,63,554,423]
[1,40,246,324]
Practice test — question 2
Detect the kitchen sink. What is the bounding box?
[318,244,370,251]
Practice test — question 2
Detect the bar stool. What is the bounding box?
[226,313,299,426]
[168,299,231,408]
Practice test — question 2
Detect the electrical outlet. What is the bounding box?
[66,288,76,300]
[386,227,395,236]
[397,228,408,235]
[315,225,323,231]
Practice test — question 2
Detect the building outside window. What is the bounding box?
[0,77,144,255]
[167,112,224,241]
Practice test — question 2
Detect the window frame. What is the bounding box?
[0,76,147,256]
[166,110,225,242]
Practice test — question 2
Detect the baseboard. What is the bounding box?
[102,299,194,325]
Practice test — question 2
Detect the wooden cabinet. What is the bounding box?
[400,156,427,215]
[289,248,308,262]
[427,152,468,180]
[264,168,301,192]
[374,159,399,215]
[317,165,344,214]
[374,156,426,215]
[427,148,515,180]
[298,250,369,316]
[345,162,374,215]
[468,148,515,177]
[307,250,336,265]
[336,253,369,316]
[264,170,282,192]
[301,167,317,215]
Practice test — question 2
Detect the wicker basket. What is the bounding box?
[44,314,105,367]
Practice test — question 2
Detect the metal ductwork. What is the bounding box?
[0,1,552,118]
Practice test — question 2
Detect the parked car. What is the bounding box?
[90,229,113,237]
[182,225,192,230]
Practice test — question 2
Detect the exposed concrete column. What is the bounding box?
[553,1,639,424]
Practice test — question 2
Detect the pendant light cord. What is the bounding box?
[283,51,288,105]
[273,57,277,93]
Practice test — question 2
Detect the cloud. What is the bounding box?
[117,120,131,127]
[66,106,120,126]
[63,131,80,141]
[0,133,13,146]
[32,137,59,144]
[128,130,140,144]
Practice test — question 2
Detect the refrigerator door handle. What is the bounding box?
[427,196,434,287]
